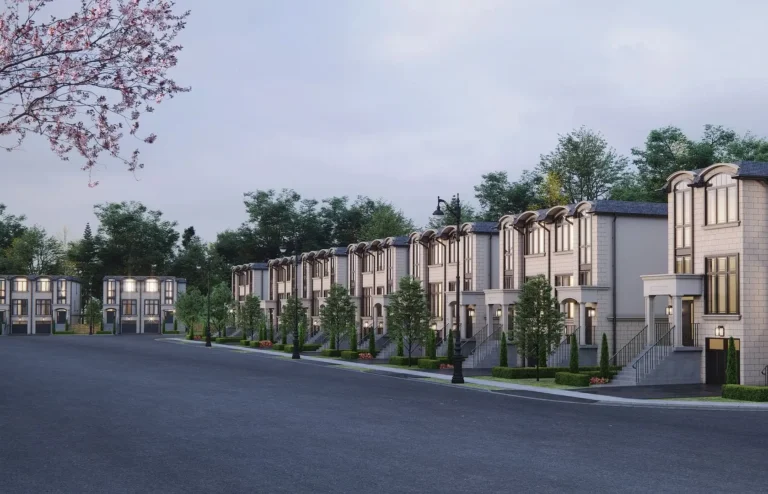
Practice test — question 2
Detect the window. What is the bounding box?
[12,299,28,316]
[428,241,443,265]
[330,257,335,280]
[144,300,159,316]
[312,291,320,316]
[122,300,137,316]
[578,213,592,267]
[363,254,373,273]
[447,238,457,263]
[579,270,592,286]
[36,300,52,316]
[463,235,473,291]
[323,290,329,298]
[428,283,443,319]
[525,222,545,255]
[145,279,159,292]
[675,256,692,275]
[448,281,457,292]
[123,279,136,292]
[57,280,67,304]
[555,274,573,287]
[107,280,117,304]
[502,226,514,289]
[349,257,356,296]
[13,278,28,292]
[564,301,577,319]
[706,255,738,314]
[673,181,693,273]
[164,280,174,304]
[554,216,572,252]
[386,248,394,294]
[376,286,384,295]
[0,279,5,304]
[323,259,329,277]
[376,251,384,271]
[362,288,372,317]
[36,279,51,292]
[706,174,738,225]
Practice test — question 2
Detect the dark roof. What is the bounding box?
[463,221,498,233]
[587,200,667,217]
[232,262,268,271]
[732,161,768,178]
[327,247,348,256]
[0,275,81,282]
[387,236,409,247]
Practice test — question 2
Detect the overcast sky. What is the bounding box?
[5,0,768,243]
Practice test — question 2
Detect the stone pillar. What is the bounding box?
[382,307,388,335]
[487,303,494,330]
[672,295,683,347]
[459,305,467,339]
[578,303,586,345]
[501,304,509,335]
[372,310,379,338]
[644,295,655,346]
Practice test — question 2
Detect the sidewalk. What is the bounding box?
[162,338,768,411]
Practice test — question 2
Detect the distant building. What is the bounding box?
[0,275,82,334]
[102,276,186,334]
[231,263,269,303]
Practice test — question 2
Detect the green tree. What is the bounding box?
[359,201,414,241]
[446,330,454,361]
[320,284,356,350]
[83,297,102,334]
[499,331,508,367]
[726,336,739,385]
[298,314,307,350]
[512,276,564,380]
[268,320,274,342]
[173,318,178,334]
[599,333,610,379]
[280,296,305,346]
[388,277,431,365]
[205,283,233,337]
[396,338,404,357]
[0,204,26,257]
[427,328,437,359]
[242,294,263,340]
[68,223,100,300]
[368,325,377,357]
[176,288,204,338]
[5,226,63,275]
[535,171,569,208]
[538,126,628,203]
[474,170,541,221]
[349,325,358,352]
[569,333,579,373]
[427,196,480,229]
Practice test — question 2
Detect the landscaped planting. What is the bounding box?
[321,349,341,357]
[215,337,241,344]
[53,331,75,335]
[491,366,618,380]
[388,356,422,366]
[340,350,359,360]
[95,331,112,335]
[358,352,374,360]
[722,384,768,402]
[417,358,441,370]
[240,339,250,346]
[273,343,285,351]
[554,372,591,387]
[249,340,261,348]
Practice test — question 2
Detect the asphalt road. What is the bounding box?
[1,336,766,494]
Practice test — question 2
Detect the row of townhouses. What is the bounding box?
[233,161,768,386]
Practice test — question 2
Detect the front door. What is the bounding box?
[584,309,594,345]
[56,310,67,325]
[465,307,473,339]
[706,337,739,384]
[682,300,694,346]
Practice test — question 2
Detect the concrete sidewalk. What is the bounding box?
[163,338,768,411]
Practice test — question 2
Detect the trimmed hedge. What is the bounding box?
[321,349,341,357]
[388,356,422,366]
[417,358,441,370]
[249,340,261,348]
[273,343,285,351]
[722,384,768,402]
[240,339,250,346]
[340,350,359,360]
[580,370,616,379]
[53,331,75,335]
[492,366,619,380]
[555,372,591,387]
[303,344,321,352]
[95,331,112,335]
[215,337,241,344]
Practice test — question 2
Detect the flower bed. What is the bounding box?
[589,376,610,385]
[358,352,374,360]
[439,363,454,370]
[258,340,272,348]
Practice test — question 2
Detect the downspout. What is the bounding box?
[612,214,617,356]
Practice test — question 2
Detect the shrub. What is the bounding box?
[173,318,178,333]
[164,330,180,334]
[368,331,377,357]
[499,332,508,367]
[447,331,454,361]
[240,339,250,346]
[396,338,404,357]
[258,340,272,348]
[569,333,579,373]
[417,358,441,370]
[273,343,285,351]
[349,330,357,353]
[54,330,75,335]
[438,356,451,365]
[249,340,261,348]
[590,376,609,385]
[555,372,591,387]
[321,349,341,357]
[599,333,610,378]
[491,366,618,380]
[722,384,768,402]
[579,370,616,379]
[65,320,70,333]
[95,330,112,335]
[341,350,359,360]
[186,331,194,340]
[388,356,421,366]
[726,336,739,384]
[215,337,241,344]
[302,344,321,351]
[439,363,454,370]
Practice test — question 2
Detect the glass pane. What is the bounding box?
[675,194,683,224]
[728,274,738,313]
[717,188,727,224]
[717,274,726,313]
[727,187,737,222]
[684,226,691,248]
[684,256,691,274]
[707,189,716,224]
[684,192,691,223]
[728,256,737,271]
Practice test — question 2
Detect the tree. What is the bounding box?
[388,277,431,365]
[726,336,738,385]
[181,227,197,249]
[298,314,307,350]
[349,324,357,352]
[474,170,542,221]
[242,294,263,340]
[599,333,610,379]
[358,201,414,241]
[0,0,190,179]
[368,325,377,357]
[499,331,508,367]
[205,283,233,338]
[280,295,305,346]
[320,284,356,350]
[512,276,564,380]
[538,126,628,203]
[0,204,26,270]
[5,226,63,275]
[569,333,579,373]
[536,171,569,208]
[83,297,102,335]
[446,330,454,361]
[173,318,178,334]
[68,223,100,300]
[427,196,480,229]
[176,288,203,338]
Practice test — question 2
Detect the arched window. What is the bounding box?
[577,212,592,285]
[674,180,692,273]
[525,221,545,255]
[554,215,572,252]
[705,173,738,225]
[502,225,514,289]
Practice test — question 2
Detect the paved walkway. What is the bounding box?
[164,338,768,410]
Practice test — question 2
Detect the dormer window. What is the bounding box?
[705,173,738,225]
[145,279,159,292]
[13,278,28,292]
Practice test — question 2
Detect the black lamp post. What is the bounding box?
[197,257,212,347]
[433,194,465,384]
[281,243,302,360]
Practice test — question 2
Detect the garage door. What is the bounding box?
[11,324,27,335]
[144,322,160,334]
[121,321,137,334]
[35,322,52,334]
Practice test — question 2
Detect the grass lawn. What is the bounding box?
[658,396,759,403]
[476,376,581,390]
[422,377,504,391]
[370,364,425,370]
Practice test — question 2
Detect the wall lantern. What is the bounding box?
[587,307,596,318]
[665,305,673,316]
[495,307,502,318]
[715,325,725,337]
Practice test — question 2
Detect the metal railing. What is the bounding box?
[632,326,674,384]
[763,365,768,387]
[583,324,596,345]
[547,325,578,367]
[654,322,670,340]
[610,326,647,368]
[472,324,501,368]
[682,323,700,347]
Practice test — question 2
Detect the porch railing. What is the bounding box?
[472,324,501,368]
[654,322,670,340]
[610,325,646,368]
[763,365,768,387]
[632,325,674,384]
[547,325,578,368]
[583,324,596,345]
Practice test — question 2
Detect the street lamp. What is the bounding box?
[282,243,302,360]
[196,257,212,347]
[433,194,465,384]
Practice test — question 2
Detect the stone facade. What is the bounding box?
[102,276,186,334]
[0,275,82,334]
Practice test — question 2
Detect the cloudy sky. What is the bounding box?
[5,0,768,243]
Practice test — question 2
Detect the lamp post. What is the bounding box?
[432,194,465,384]
[281,243,302,360]
[197,256,212,347]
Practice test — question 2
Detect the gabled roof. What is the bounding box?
[385,236,409,247]
[232,263,268,271]
[666,161,768,190]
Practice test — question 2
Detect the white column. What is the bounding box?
[672,295,683,347]
[459,305,467,339]
[383,307,388,335]
[578,303,586,345]
[501,304,509,335]
[372,311,379,338]
[487,304,494,330]
[644,295,655,346]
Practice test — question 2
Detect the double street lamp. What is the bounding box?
[280,244,302,360]
[433,193,465,384]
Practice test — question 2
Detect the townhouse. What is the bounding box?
[231,263,269,303]
[102,276,187,334]
[0,275,81,334]
[640,161,768,386]
[303,247,347,336]
[485,201,668,367]
[347,236,409,338]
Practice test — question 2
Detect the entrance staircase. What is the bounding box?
[465,324,500,369]
[547,325,578,367]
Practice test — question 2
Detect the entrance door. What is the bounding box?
[682,300,694,346]
[0,311,5,334]
[56,310,67,325]
[585,310,594,345]
[465,307,474,339]
[706,337,739,384]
